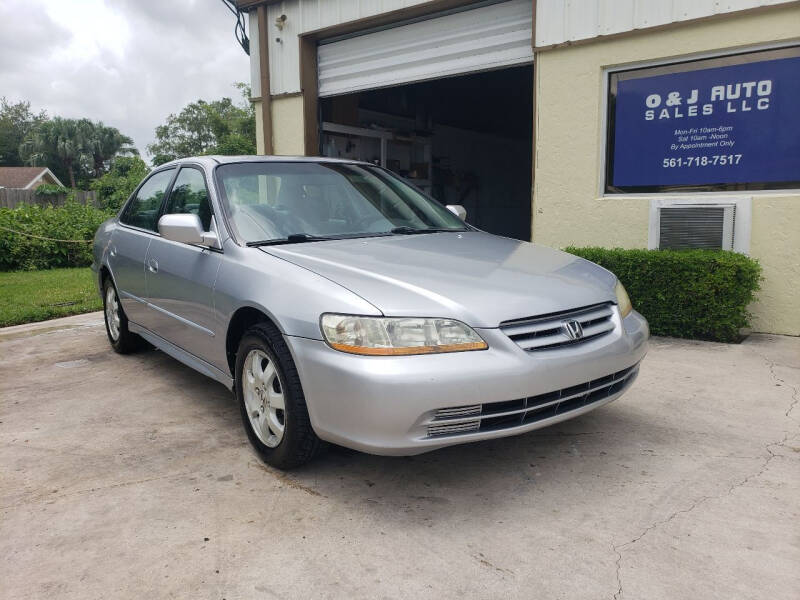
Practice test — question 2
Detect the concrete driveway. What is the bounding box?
[1,313,798,600]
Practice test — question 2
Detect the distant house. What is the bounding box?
[0,167,65,190]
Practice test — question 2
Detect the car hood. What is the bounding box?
[262,232,616,327]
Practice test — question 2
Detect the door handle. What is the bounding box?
[147,258,158,273]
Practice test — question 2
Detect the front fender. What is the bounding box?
[213,241,382,341]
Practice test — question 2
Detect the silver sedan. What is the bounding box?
[92,156,648,468]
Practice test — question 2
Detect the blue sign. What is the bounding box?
[611,55,800,188]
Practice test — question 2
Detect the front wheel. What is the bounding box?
[235,322,322,469]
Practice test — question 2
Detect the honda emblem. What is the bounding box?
[562,319,584,340]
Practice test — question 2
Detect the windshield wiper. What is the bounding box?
[390,226,466,235]
[247,233,334,247]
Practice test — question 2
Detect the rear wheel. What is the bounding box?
[102,278,144,354]
[235,322,321,469]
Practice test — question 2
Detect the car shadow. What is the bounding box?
[146,345,658,522]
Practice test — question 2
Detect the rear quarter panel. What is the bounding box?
[92,218,117,293]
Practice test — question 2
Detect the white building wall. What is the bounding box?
[258,0,433,95]
[253,0,796,94]
[248,10,262,97]
[535,0,796,47]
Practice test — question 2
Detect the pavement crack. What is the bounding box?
[612,545,623,600]
[782,377,799,421]
[249,461,325,497]
[750,347,800,425]
[610,430,792,599]
[472,552,515,577]
[770,363,799,423]
[1,471,192,511]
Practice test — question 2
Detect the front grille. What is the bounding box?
[500,302,616,351]
[426,363,639,438]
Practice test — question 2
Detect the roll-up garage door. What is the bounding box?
[317,0,533,98]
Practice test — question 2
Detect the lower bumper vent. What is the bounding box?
[426,363,639,438]
[427,420,480,437]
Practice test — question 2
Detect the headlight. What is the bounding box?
[320,314,488,356]
[615,281,633,318]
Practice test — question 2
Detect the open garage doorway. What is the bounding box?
[319,65,534,241]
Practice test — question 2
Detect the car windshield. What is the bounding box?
[214,161,467,244]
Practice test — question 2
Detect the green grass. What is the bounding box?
[0,268,102,327]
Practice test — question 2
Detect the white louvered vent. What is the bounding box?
[649,198,751,254]
[658,205,734,250]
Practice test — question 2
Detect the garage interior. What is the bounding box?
[319,65,534,241]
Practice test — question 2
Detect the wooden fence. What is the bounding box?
[0,189,99,209]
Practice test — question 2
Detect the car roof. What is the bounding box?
[158,155,373,169]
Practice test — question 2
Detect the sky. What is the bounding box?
[0,0,251,161]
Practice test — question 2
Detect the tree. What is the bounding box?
[90,156,150,211]
[20,117,139,188]
[0,98,47,167]
[87,123,138,178]
[20,117,87,188]
[147,83,255,165]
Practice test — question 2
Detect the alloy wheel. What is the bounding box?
[105,285,121,341]
[242,349,286,448]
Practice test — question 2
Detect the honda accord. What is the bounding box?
[92,156,648,468]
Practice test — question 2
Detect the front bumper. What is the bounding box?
[287,309,649,455]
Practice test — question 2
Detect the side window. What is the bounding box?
[163,168,213,231]
[121,169,175,231]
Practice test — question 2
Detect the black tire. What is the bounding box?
[235,321,322,469]
[102,278,145,354]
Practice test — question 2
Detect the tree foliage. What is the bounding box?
[0,98,47,167]
[148,84,255,165]
[19,117,138,188]
[88,124,138,178]
[90,156,150,211]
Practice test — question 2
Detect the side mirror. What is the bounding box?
[446,204,467,220]
[158,213,219,248]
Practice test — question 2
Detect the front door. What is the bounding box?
[144,166,221,366]
[111,167,176,327]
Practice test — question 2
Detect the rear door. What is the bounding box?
[144,166,222,365]
[109,168,176,327]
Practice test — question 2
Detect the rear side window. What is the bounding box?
[121,169,175,231]
[163,167,213,231]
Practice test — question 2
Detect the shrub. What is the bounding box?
[90,155,149,211]
[33,183,69,197]
[0,202,113,270]
[565,247,761,342]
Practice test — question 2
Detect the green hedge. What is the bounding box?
[566,247,761,342]
[0,202,113,271]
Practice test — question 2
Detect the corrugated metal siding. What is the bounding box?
[318,0,533,97]
[535,0,795,47]
[248,10,262,97]
[264,0,432,95]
